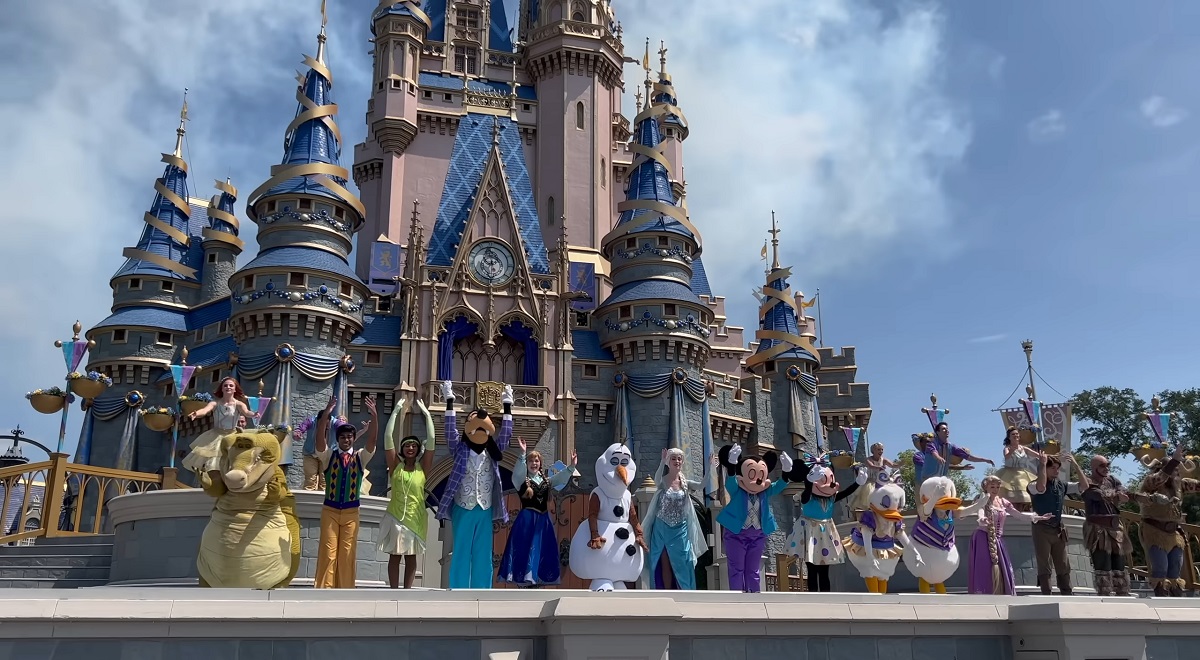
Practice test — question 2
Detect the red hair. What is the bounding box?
[213,377,249,404]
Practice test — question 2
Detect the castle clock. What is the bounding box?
[467,240,516,287]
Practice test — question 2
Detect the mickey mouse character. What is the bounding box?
[714,444,794,593]
[436,380,513,589]
[785,452,866,592]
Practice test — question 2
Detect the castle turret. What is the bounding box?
[351,1,429,276]
[86,96,205,471]
[745,215,824,456]
[200,178,242,302]
[232,9,368,474]
[594,67,712,470]
[648,40,688,201]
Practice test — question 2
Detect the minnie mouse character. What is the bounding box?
[785,452,866,592]
[714,444,794,593]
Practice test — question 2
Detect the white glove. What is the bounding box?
[854,465,868,486]
[728,444,742,463]
[440,380,454,401]
[501,384,514,405]
[779,452,793,473]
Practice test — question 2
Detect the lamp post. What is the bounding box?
[52,321,95,454]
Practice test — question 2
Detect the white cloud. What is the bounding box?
[1027,109,1065,142]
[617,0,972,323]
[1140,95,1187,128]
[1027,109,1066,143]
[0,0,355,448]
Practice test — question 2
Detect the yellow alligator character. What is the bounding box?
[196,428,301,588]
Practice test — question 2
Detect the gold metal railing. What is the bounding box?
[0,453,189,546]
[423,381,550,413]
[1063,498,1199,592]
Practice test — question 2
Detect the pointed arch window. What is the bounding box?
[572,10,585,21]
[576,102,585,130]
[547,196,556,225]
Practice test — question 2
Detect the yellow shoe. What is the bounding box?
[935,583,947,594]
[879,580,888,594]
[918,578,931,594]
[865,577,879,593]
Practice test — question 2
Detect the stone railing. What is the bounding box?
[424,381,550,413]
[0,453,187,546]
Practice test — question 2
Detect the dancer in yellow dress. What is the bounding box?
[182,377,257,474]
[377,399,436,589]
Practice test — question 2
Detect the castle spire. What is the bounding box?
[113,97,198,282]
[316,0,329,64]
[769,211,781,270]
[658,40,668,76]
[745,216,820,371]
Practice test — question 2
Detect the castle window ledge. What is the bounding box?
[423,381,550,413]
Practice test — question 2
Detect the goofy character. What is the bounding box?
[715,444,794,593]
[436,380,513,589]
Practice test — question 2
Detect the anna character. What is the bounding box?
[498,438,577,587]
[182,377,257,474]
[641,448,710,590]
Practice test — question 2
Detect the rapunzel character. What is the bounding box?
[437,380,513,589]
[714,444,794,593]
[785,452,865,592]
[903,476,987,594]
[844,467,908,593]
[182,377,256,474]
[376,399,434,589]
[848,442,894,515]
[569,442,646,591]
[993,426,1043,510]
[1133,444,1199,597]
[967,475,1054,595]
[498,438,577,587]
[641,448,709,590]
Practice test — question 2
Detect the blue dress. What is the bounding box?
[497,460,572,586]
[648,488,695,590]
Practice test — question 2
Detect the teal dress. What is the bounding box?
[648,488,696,589]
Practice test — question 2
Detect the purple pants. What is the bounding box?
[723,528,767,593]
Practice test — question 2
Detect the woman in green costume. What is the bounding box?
[377,398,436,589]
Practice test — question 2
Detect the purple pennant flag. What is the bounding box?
[170,365,197,394]
[842,427,862,454]
[1148,413,1170,444]
[925,408,944,430]
[247,397,272,420]
[1022,399,1042,427]
[62,340,89,373]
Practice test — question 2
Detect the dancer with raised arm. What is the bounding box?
[377,399,434,589]
[994,426,1044,511]
[313,394,378,588]
[498,437,577,588]
[715,444,794,593]
[437,380,513,589]
[1082,454,1133,596]
[1028,452,1088,595]
[182,377,257,474]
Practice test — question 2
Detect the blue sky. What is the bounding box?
[0,1,1196,476]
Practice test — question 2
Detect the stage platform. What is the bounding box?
[0,587,1195,660]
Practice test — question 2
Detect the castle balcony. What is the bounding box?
[422,380,552,441]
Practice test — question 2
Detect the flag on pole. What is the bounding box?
[842,427,862,455]
[1148,413,1171,444]
[760,241,768,259]
[802,293,818,309]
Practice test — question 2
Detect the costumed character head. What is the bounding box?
[919,476,961,519]
[333,419,358,452]
[597,443,636,499]
[461,406,498,454]
[799,452,839,498]
[1141,456,1184,502]
[213,376,249,404]
[871,468,906,521]
[217,429,286,493]
[718,444,778,494]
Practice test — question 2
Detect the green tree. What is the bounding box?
[1070,387,1149,457]
[895,448,977,509]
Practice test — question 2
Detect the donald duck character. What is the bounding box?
[902,476,986,593]
[569,442,646,591]
[844,468,908,593]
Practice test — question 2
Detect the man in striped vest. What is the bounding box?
[313,394,378,588]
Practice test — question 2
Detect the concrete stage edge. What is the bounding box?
[0,589,1196,660]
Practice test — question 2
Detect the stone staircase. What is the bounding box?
[0,535,114,588]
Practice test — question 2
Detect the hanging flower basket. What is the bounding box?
[178,392,213,417]
[26,387,67,414]
[828,450,855,470]
[1133,444,1167,464]
[67,371,112,399]
[140,406,176,432]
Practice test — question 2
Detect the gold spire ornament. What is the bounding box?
[173,88,189,159]
[658,40,668,74]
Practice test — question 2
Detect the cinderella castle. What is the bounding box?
[75,0,870,565]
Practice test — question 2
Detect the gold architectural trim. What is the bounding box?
[120,248,197,279]
[142,212,190,247]
[153,180,191,221]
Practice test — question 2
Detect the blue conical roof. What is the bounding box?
[752,268,819,365]
[113,148,203,281]
[263,60,345,201]
[615,110,691,239]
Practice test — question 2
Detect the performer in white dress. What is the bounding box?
[182,377,256,474]
[569,443,646,591]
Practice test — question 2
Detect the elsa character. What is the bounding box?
[641,448,709,590]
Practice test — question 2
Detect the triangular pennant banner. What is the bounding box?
[248,397,272,419]
[842,427,862,454]
[1149,413,1170,444]
[925,408,944,430]
[1022,399,1042,427]
[62,340,89,373]
[170,365,198,394]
